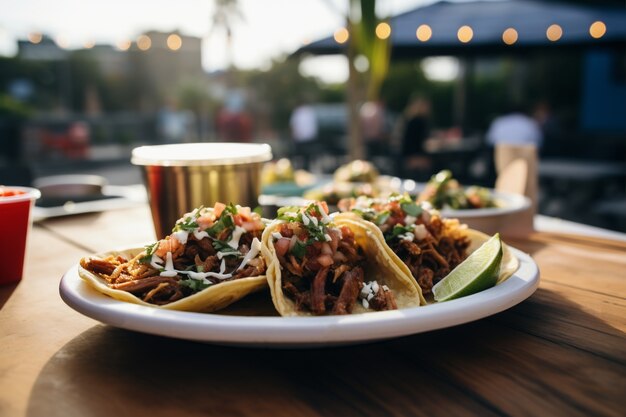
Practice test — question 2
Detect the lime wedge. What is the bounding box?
[433,233,503,302]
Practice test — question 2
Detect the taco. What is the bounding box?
[337,195,519,297]
[79,203,268,312]
[261,202,423,316]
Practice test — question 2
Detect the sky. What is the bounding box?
[0,0,436,83]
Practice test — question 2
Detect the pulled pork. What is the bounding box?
[390,216,469,295]
[80,229,266,306]
[275,223,396,315]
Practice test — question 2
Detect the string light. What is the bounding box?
[546,24,563,42]
[334,27,349,44]
[457,25,473,43]
[117,39,131,51]
[137,35,151,51]
[83,40,95,49]
[28,33,42,44]
[502,28,518,45]
[589,21,606,39]
[375,22,391,40]
[55,35,70,49]
[167,34,182,51]
[416,24,432,42]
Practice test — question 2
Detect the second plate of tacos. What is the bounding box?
[337,194,519,299]
[79,203,268,312]
[261,202,423,316]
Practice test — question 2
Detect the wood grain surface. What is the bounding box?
[1,207,624,417]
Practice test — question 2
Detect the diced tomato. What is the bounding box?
[242,219,264,231]
[233,214,243,226]
[154,236,181,257]
[274,237,291,257]
[340,226,353,238]
[238,206,252,221]
[213,202,226,218]
[197,215,214,230]
[318,201,329,214]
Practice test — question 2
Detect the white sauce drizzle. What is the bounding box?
[193,230,209,240]
[237,238,262,270]
[227,226,247,249]
[159,252,178,277]
[172,230,189,245]
[150,253,163,270]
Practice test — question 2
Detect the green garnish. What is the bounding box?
[277,206,301,220]
[291,239,308,259]
[277,203,332,257]
[386,224,414,242]
[139,241,159,264]
[180,278,212,292]
[207,212,234,236]
[212,240,242,257]
[401,201,422,217]
[172,206,203,232]
[374,211,391,225]
[224,202,239,216]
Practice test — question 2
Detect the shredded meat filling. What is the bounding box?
[278,222,398,315]
[332,267,363,315]
[81,224,266,306]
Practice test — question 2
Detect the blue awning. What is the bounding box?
[294,0,626,57]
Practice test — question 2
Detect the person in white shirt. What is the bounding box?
[486,104,543,228]
[289,103,319,169]
[486,110,543,148]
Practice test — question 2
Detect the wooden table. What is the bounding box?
[1,206,624,417]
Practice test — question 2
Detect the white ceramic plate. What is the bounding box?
[59,247,539,347]
[438,190,531,219]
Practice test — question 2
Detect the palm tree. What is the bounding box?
[207,0,245,71]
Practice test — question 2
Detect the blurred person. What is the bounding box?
[157,100,195,143]
[486,103,543,150]
[532,100,561,158]
[399,95,433,180]
[486,102,543,222]
[216,90,252,142]
[289,100,319,170]
[360,100,387,158]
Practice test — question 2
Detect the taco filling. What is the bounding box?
[80,202,266,306]
[267,202,399,315]
[339,195,470,295]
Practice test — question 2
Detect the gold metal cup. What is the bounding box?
[131,143,272,239]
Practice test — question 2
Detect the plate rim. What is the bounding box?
[59,247,539,346]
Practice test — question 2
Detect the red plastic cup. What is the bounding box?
[0,186,40,285]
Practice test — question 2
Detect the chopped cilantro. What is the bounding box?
[207,212,234,236]
[212,239,242,257]
[386,224,414,242]
[277,206,301,221]
[139,241,159,263]
[253,206,263,215]
[224,202,239,216]
[180,278,212,292]
[291,239,308,259]
[401,201,422,217]
[374,211,391,225]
